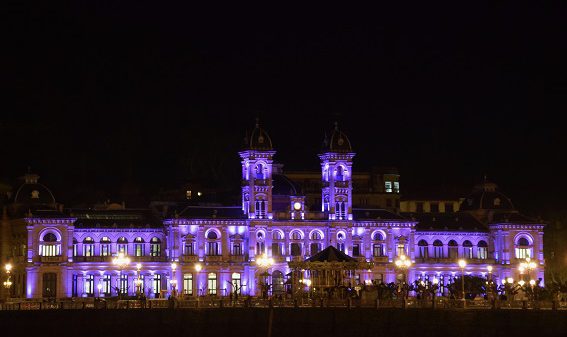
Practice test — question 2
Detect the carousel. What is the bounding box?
[288,246,374,299]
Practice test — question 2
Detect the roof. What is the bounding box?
[459,180,514,211]
[321,122,352,153]
[407,212,488,232]
[178,206,246,219]
[243,119,273,151]
[353,208,407,221]
[305,245,357,262]
[490,212,541,224]
[70,209,163,228]
[13,173,56,205]
[272,173,301,196]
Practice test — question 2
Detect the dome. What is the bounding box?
[321,122,352,153]
[243,119,273,151]
[459,180,514,211]
[13,173,56,205]
[272,173,300,196]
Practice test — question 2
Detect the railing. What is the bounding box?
[72,256,111,263]
[204,255,223,262]
[229,255,246,263]
[179,255,199,263]
[414,257,496,264]
[371,256,389,263]
[2,297,566,310]
[131,256,168,262]
[334,181,349,188]
[39,256,65,263]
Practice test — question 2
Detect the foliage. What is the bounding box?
[447,275,486,299]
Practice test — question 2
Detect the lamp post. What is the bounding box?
[3,263,12,299]
[256,254,274,298]
[394,255,412,300]
[170,262,178,298]
[458,259,467,307]
[112,252,131,299]
[486,266,493,300]
[97,283,103,300]
[519,258,537,282]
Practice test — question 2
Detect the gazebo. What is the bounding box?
[288,246,373,298]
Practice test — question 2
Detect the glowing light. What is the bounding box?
[195,263,202,273]
[293,202,302,211]
[458,259,467,269]
[518,280,525,286]
[171,262,177,271]
[529,279,536,286]
[507,277,514,284]
[5,264,12,272]
[487,265,493,273]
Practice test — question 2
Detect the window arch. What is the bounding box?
[272,230,283,240]
[336,231,346,252]
[477,240,488,259]
[256,231,266,255]
[206,230,221,256]
[290,230,303,240]
[117,237,128,255]
[100,237,111,256]
[336,165,344,181]
[463,240,473,259]
[310,230,323,240]
[418,240,429,258]
[150,237,161,257]
[372,231,384,241]
[43,233,58,242]
[255,163,265,180]
[515,235,533,259]
[83,237,95,257]
[134,237,145,257]
[433,240,443,258]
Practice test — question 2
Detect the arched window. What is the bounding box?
[206,231,220,256]
[272,231,283,240]
[477,240,488,259]
[39,232,61,257]
[134,237,145,257]
[463,240,473,259]
[83,237,95,257]
[337,232,345,252]
[255,164,264,180]
[150,237,161,257]
[336,166,344,181]
[335,201,346,220]
[255,197,267,219]
[256,231,265,255]
[184,235,195,256]
[310,231,322,240]
[291,231,302,240]
[448,240,458,259]
[207,273,217,295]
[515,237,532,259]
[117,237,128,255]
[72,238,78,257]
[418,240,429,258]
[100,237,111,256]
[372,232,384,241]
[433,240,443,258]
[323,196,330,212]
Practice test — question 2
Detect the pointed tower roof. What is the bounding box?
[305,245,357,262]
[320,121,352,153]
[243,118,273,151]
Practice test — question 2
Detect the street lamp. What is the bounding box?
[458,259,467,307]
[134,263,143,298]
[486,266,493,300]
[170,262,178,298]
[394,255,412,300]
[97,283,103,299]
[3,264,13,296]
[112,252,131,299]
[256,254,274,298]
[519,258,537,282]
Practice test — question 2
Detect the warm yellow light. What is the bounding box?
[293,202,302,211]
[136,263,142,270]
[5,264,12,272]
[304,279,311,287]
[195,263,202,272]
[529,262,537,269]
[487,266,493,273]
[507,277,514,284]
[458,259,467,269]
[171,262,177,271]
[518,280,525,286]
[432,277,439,285]
[529,279,536,286]
[519,266,525,273]
[97,283,103,290]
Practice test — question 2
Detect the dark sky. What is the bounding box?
[1,3,561,215]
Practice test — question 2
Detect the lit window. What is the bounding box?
[150,237,161,257]
[231,273,241,295]
[477,241,488,259]
[515,237,531,259]
[183,273,193,296]
[433,240,443,258]
[186,190,192,200]
[84,275,94,296]
[153,274,161,297]
[208,273,217,295]
[463,240,473,259]
[134,237,144,257]
[385,181,393,193]
[393,182,400,193]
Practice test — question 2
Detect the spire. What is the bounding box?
[255,117,260,129]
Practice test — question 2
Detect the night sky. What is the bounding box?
[1,3,560,215]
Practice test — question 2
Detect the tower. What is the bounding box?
[239,120,276,219]
[319,122,355,220]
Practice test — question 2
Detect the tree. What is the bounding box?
[447,275,486,299]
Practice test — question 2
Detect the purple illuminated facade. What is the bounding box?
[1,122,545,299]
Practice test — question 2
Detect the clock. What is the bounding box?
[293,202,302,211]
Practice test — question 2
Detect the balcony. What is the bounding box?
[39,256,65,263]
[205,255,223,263]
[334,181,349,188]
[72,256,111,263]
[254,179,269,186]
[414,257,496,265]
[371,256,389,264]
[180,255,199,263]
[229,255,246,263]
[131,256,168,262]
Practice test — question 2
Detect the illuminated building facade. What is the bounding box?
[0,122,545,299]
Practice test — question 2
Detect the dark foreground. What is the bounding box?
[1,308,565,337]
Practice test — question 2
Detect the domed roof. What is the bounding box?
[272,173,301,196]
[459,179,514,211]
[14,173,56,205]
[243,119,273,151]
[321,122,352,153]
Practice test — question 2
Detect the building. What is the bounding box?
[0,121,545,299]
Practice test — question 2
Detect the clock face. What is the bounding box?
[293,202,302,211]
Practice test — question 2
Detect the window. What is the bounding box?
[184,241,194,255]
[291,231,302,240]
[385,181,392,193]
[463,240,473,259]
[256,242,265,255]
[231,273,241,295]
[134,237,144,257]
[477,240,488,259]
[72,274,78,297]
[100,237,111,256]
[208,242,220,256]
[336,166,344,181]
[272,242,282,256]
[272,231,283,240]
[85,274,94,296]
[337,243,345,252]
[207,273,217,295]
[291,243,302,256]
[83,237,94,257]
[397,244,406,257]
[120,274,128,295]
[433,240,443,258]
[310,242,321,256]
[418,240,428,258]
[233,243,242,256]
[335,201,346,220]
[445,203,454,213]
[310,231,322,240]
[416,202,424,213]
[255,164,264,180]
[430,203,439,213]
[352,244,360,256]
[117,237,128,255]
[272,270,284,294]
[153,274,161,297]
[448,240,458,259]
[103,275,112,296]
[73,239,78,257]
[40,232,61,257]
[515,237,531,259]
[255,200,266,218]
[393,182,400,193]
[323,196,330,212]
[183,273,193,295]
[373,244,384,257]
[372,232,383,241]
[150,237,161,257]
